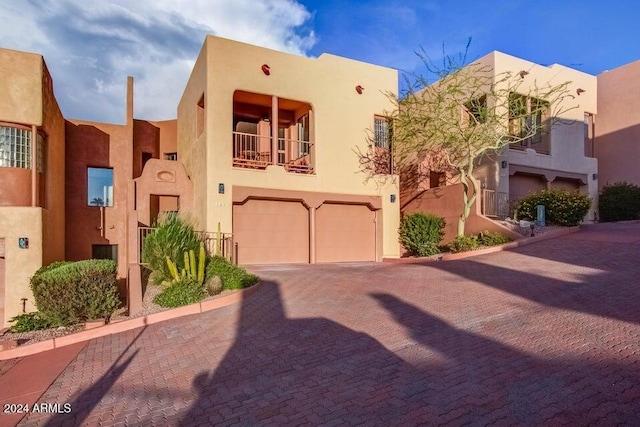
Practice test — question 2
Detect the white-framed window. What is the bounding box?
[0,126,32,169]
[374,116,390,149]
[508,93,550,153]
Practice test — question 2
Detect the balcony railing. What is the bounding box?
[232,132,314,174]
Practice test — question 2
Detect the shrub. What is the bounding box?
[206,256,259,290]
[399,213,445,257]
[514,189,591,226]
[153,277,206,308]
[30,259,120,326]
[141,213,203,284]
[9,312,53,333]
[478,231,512,246]
[448,235,479,253]
[599,182,640,222]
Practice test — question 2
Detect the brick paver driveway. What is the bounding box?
[10,223,640,425]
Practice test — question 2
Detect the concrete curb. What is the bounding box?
[383,226,581,264]
[0,283,261,360]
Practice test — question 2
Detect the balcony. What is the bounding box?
[232,132,314,173]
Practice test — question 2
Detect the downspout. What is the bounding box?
[31,125,37,206]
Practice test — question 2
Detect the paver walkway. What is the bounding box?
[1,222,639,426]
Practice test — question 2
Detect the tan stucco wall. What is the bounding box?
[595,60,640,189]
[0,208,42,327]
[0,48,43,126]
[470,52,599,221]
[179,36,401,258]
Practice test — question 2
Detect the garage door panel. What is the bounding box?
[233,200,309,264]
[316,204,376,263]
[510,174,547,201]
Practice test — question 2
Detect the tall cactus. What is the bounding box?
[165,243,207,285]
[198,243,205,283]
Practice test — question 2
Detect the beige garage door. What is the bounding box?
[316,203,376,263]
[233,199,309,264]
[551,178,581,192]
[509,173,547,201]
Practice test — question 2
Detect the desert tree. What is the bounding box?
[359,41,576,236]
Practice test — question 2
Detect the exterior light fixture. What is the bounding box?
[355,85,364,94]
[390,194,396,203]
[261,64,271,75]
[218,183,225,194]
[518,70,529,79]
[18,237,29,249]
[592,173,597,180]
[501,160,508,169]
[576,88,586,96]
[263,114,270,122]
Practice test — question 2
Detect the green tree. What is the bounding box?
[360,41,575,236]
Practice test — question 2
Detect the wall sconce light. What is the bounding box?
[592,173,597,180]
[518,70,529,79]
[261,64,271,76]
[218,183,225,194]
[390,194,396,203]
[501,160,508,169]
[18,237,29,249]
[576,88,586,96]
[262,114,270,122]
[355,85,364,94]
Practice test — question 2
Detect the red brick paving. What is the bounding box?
[2,222,640,426]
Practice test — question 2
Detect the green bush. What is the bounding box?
[141,213,203,284]
[478,231,512,246]
[599,182,640,222]
[399,213,445,257]
[206,256,259,290]
[448,235,479,253]
[9,312,53,333]
[153,277,206,308]
[514,189,591,226]
[30,259,120,326]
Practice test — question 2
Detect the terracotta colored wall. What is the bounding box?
[401,183,520,244]
[133,120,160,178]
[65,118,133,280]
[152,119,177,158]
[595,60,640,189]
[0,48,43,125]
[0,168,31,206]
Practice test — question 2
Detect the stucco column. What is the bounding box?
[271,96,278,165]
[309,206,316,264]
[31,125,37,206]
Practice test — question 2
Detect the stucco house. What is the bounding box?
[402,51,598,240]
[0,36,400,327]
[594,59,640,189]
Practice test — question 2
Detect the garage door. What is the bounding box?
[509,173,547,201]
[233,200,309,264]
[316,203,376,263]
[551,178,581,192]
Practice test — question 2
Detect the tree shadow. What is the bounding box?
[176,281,640,425]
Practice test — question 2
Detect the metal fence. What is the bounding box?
[138,227,235,264]
[481,189,510,219]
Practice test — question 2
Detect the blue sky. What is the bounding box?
[1,0,638,123]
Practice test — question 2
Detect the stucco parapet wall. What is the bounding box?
[232,186,382,210]
[508,163,589,184]
[0,283,262,360]
[383,226,580,264]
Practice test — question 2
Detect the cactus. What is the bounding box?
[166,257,180,281]
[165,243,207,285]
[198,243,205,283]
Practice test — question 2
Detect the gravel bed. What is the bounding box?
[497,219,562,237]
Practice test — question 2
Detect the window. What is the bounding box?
[0,126,32,169]
[464,95,487,125]
[92,244,118,262]
[164,152,178,161]
[87,167,114,207]
[297,113,310,155]
[508,93,550,154]
[430,171,445,188]
[374,117,390,149]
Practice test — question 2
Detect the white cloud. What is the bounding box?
[0,0,315,123]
